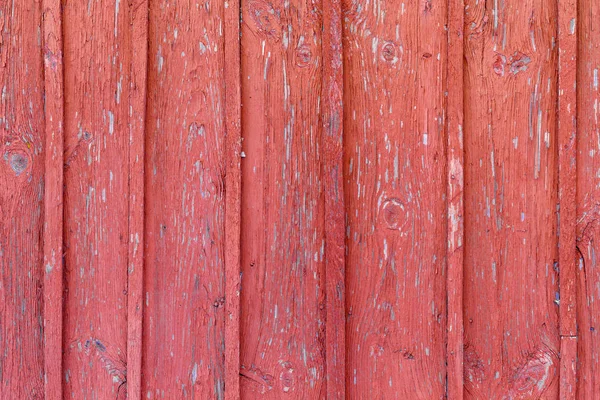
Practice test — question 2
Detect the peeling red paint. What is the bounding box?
[1,0,598,398]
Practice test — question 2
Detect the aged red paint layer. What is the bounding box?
[1,0,599,398]
[463,1,560,398]
[239,0,327,397]
[343,0,448,398]
[0,1,45,398]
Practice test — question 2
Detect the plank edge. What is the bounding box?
[557,0,578,397]
[42,0,65,398]
[446,0,465,397]
[224,0,242,397]
[322,0,346,397]
[126,1,150,399]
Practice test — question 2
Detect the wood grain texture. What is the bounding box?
[239,0,326,397]
[322,0,346,396]
[63,0,132,397]
[143,0,227,397]
[42,0,65,397]
[6,1,600,398]
[126,0,149,399]
[446,0,465,397]
[463,0,559,397]
[577,0,600,397]
[343,0,448,398]
[557,0,577,397]
[224,0,242,396]
[0,0,45,397]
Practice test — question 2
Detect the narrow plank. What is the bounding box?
[343,0,448,397]
[143,0,227,397]
[462,0,560,397]
[224,0,242,398]
[62,0,132,397]
[224,0,242,396]
[557,0,578,397]
[239,0,326,396]
[0,1,46,397]
[446,0,465,397]
[560,336,577,399]
[577,0,600,396]
[322,0,345,396]
[126,0,149,399]
[42,0,65,397]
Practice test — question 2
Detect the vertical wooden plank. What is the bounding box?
[0,1,45,397]
[557,0,577,397]
[42,0,65,397]
[63,0,132,397]
[143,0,227,397]
[322,0,345,396]
[446,0,465,397]
[224,0,242,396]
[126,0,149,399]
[343,0,448,397]
[224,0,242,398]
[577,0,600,397]
[462,0,559,398]
[239,0,326,397]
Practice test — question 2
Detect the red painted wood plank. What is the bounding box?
[63,1,132,397]
[0,1,46,397]
[446,0,465,397]
[343,1,448,397]
[557,0,578,397]
[239,0,326,397]
[560,336,577,399]
[224,0,242,396]
[463,0,559,397]
[126,1,149,399]
[143,1,227,397]
[576,0,600,397]
[42,0,65,397]
[322,0,345,396]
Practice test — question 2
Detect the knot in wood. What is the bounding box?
[381,198,406,230]
[295,45,312,68]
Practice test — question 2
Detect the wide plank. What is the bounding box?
[343,0,448,397]
[462,0,560,397]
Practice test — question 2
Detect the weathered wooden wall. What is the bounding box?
[0,0,597,398]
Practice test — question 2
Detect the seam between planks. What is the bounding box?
[557,0,578,397]
[446,0,465,397]
[126,1,150,399]
[224,0,242,397]
[42,0,65,397]
[322,0,346,397]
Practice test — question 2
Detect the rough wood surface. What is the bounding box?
[342,0,448,397]
[577,0,600,397]
[463,0,560,397]
[42,0,65,397]
[322,0,346,396]
[239,0,326,397]
[4,0,600,398]
[446,0,465,397]
[126,0,149,398]
[142,0,227,397]
[62,0,132,397]
[557,0,578,397]
[0,1,45,397]
[224,0,242,396]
